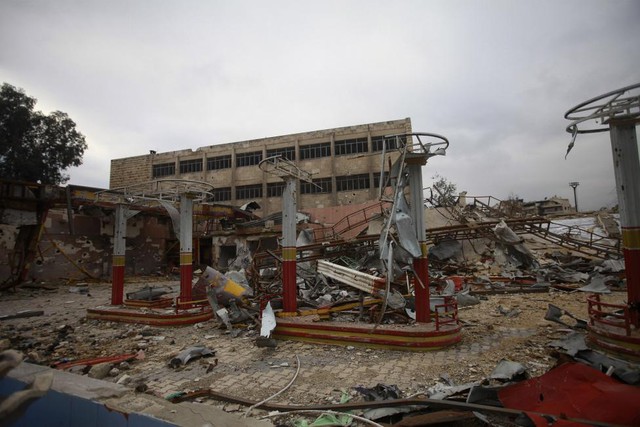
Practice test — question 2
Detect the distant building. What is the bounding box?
[109,119,412,216]
[522,196,573,216]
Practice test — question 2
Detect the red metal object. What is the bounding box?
[623,240,640,326]
[434,296,458,331]
[413,245,430,323]
[498,362,640,426]
[587,294,631,336]
[111,256,125,305]
[179,253,192,303]
[282,251,297,312]
[54,352,139,370]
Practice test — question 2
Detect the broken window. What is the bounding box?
[334,137,368,155]
[373,172,390,188]
[299,142,330,160]
[300,177,332,194]
[236,184,262,200]
[372,135,404,151]
[212,187,231,202]
[179,159,203,174]
[152,162,175,178]
[266,182,286,197]
[236,151,263,167]
[266,146,296,161]
[207,154,231,170]
[336,174,370,191]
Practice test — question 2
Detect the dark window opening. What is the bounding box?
[335,137,368,156]
[236,151,263,167]
[301,177,332,194]
[212,187,231,202]
[236,184,263,199]
[266,146,296,161]
[179,159,203,174]
[336,174,370,192]
[207,155,232,170]
[152,163,175,178]
[299,142,331,160]
[267,182,286,197]
[372,135,404,152]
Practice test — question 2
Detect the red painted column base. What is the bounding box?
[180,263,193,302]
[282,260,297,312]
[413,256,431,323]
[623,248,640,327]
[111,265,125,305]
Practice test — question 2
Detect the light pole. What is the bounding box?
[569,181,579,212]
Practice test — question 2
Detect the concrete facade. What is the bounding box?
[522,196,573,216]
[109,119,412,216]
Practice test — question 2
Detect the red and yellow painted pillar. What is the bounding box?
[413,241,430,323]
[408,160,431,323]
[610,121,640,326]
[111,255,125,305]
[282,247,297,312]
[623,228,640,326]
[282,178,298,312]
[111,204,127,305]
[179,194,194,303]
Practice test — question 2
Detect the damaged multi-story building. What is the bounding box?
[1,119,412,285]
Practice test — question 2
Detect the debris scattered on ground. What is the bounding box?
[169,345,215,368]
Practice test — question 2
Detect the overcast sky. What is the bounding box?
[1,1,639,211]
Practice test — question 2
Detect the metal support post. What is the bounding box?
[282,178,298,312]
[408,162,431,323]
[609,122,640,326]
[179,193,194,303]
[111,204,127,305]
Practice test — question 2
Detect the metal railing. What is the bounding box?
[311,202,387,242]
[434,296,459,331]
[587,294,631,336]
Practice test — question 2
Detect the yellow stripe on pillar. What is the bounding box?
[623,228,640,250]
[420,242,428,257]
[282,247,296,261]
[112,255,125,266]
[180,253,192,265]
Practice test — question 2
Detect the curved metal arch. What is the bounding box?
[565,83,640,135]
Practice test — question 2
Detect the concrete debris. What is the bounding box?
[0,349,23,377]
[88,362,112,379]
[0,349,53,422]
[497,305,521,318]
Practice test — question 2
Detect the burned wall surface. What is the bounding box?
[0,207,175,283]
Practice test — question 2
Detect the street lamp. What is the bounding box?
[569,182,579,212]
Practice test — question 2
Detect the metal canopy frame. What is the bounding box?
[259,155,314,183]
[565,83,640,135]
[96,179,215,205]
